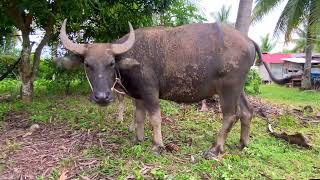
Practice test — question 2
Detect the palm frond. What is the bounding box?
[308,0,320,41]
[260,33,276,52]
[252,0,285,24]
[273,0,308,42]
[211,5,231,24]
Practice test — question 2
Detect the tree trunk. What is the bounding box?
[301,16,315,90]
[301,42,313,89]
[19,32,34,103]
[51,42,58,60]
[235,0,253,35]
[21,79,34,103]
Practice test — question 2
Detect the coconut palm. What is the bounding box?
[291,22,320,53]
[252,0,320,89]
[211,5,232,24]
[235,0,254,35]
[260,33,276,53]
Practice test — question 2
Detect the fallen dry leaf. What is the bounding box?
[59,170,68,180]
[268,124,313,149]
[165,142,180,152]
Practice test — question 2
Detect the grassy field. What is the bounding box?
[259,84,320,110]
[0,83,320,179]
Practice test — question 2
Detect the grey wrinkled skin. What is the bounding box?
[59,22,291,157]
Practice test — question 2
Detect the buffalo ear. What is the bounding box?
[117,58,140,70]
[53,54,83,70]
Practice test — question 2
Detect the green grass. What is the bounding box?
[259,84,320,110]
[0,82,320,179]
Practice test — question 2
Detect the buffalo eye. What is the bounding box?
[109,61,115,68]
[84,62,92,69]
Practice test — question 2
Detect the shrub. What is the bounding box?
[0,54,19,79]
[38,59,87,95]
[245,69,262,95]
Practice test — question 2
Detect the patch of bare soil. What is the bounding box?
[197,96,284,117]
[0,110,122,179]
[247,96,284,118]
[199,96,320,124]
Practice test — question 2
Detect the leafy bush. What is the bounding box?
[0,79,20,95]
[245,69,262,95]
[0,54,19,79]
[38,59,87,95]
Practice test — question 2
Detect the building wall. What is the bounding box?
[259,64,271,82]
[258,63,284,82]
[270,64,284,79]
[283,62,303,76]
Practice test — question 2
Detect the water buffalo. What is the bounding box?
[58,19,290,157]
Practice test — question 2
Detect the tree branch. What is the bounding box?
[31,1,59,81]
[6,4,25,31]
[0,57,21,81]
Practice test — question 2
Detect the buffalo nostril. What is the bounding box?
[106,92,114,102]
[94,92,107,100]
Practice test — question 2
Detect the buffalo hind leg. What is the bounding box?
[239,92,253,149]
[204,87,240,158]
[132,99,146,143]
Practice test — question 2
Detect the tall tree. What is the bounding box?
[155,0,206,26]
[0,0,61,103]
[252,0,320,89]
[291,22,320,53]
[211,5,232,24]
[0,0,174,103]
[235,0,253,35]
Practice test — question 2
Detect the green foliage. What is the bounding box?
[290,22,320,53]
[0,79,20,95]
[0,11,16,53]
[155,0,206,26]
[49,0,177,44]
[211,5,232,24]
[260,33,276,53]
[38,59,87,94]
[150,168,167,179]
[253,0,320,42]
[0,54,19,79]
[245,69,262,95]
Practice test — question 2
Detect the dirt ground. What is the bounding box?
[0,110,124,179]
[0,96,318,179]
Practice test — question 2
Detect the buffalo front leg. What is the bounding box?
[116,93,125,122]
[200,99,209,112]
[148,107,164,154]
[132,99,146,143]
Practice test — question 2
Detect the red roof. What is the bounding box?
[262,53,293,64]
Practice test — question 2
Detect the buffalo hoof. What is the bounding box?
[238,142,248,150]
[131,136,144,144]
[151,145,165,156]
[238,140,248,150]
[203,146,222,160]
[200,104,209,112]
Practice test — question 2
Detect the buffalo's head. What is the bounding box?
[58,19,139,106]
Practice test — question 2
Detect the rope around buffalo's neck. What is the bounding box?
[84,67,93,91]
[111,68,128,95]
[84,67,128,95]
